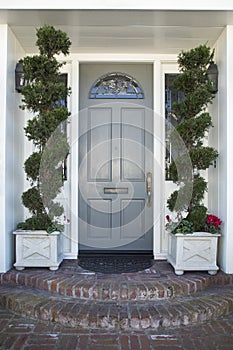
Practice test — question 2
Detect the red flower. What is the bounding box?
[206,215,222,227]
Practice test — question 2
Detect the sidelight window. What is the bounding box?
[165,74,184,180]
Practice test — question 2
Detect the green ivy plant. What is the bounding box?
[17,25,71,232]
[167,44,219,233]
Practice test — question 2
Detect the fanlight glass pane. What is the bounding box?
[89,72,144,99]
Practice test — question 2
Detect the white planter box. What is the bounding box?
[13,230,63,271]
[167,231,220,275]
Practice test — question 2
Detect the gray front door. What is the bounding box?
[78,63,153,253]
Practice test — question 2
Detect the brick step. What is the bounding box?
[1,264,233,301]
[0,284,233,330]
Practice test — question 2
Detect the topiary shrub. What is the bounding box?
[167,44,219,233]
[17,25,71,232]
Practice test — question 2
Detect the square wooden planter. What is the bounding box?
[13,230,63,271]
[167,231,220,275]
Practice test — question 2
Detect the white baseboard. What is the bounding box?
[63,253,78,260]
[153,253,167,260]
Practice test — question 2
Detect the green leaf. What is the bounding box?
[18,25,71,231]
[167,44,219,227]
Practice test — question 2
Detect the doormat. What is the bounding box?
[78,255,153,274]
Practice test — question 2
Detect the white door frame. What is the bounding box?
[66,53,177,260]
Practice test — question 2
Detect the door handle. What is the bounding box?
[146,172,152,207]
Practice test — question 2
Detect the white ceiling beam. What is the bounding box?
[1,0,233,11]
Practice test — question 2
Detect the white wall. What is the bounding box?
[0,25,25,272]
[214,26,233,273]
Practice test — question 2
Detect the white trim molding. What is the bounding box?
[68,53,177,259]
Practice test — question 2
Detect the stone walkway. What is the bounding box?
[0,260,233,349]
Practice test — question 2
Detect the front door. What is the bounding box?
[78,63,153,255]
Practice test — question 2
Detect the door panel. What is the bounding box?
[120,199,145,238]
[79,63,153,253]
[87,108,112,181]
[87,199,112,237]
[121,108,145,181]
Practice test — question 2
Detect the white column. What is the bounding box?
[216,26,233,273]
[0,25,7,272]
[153,59,164,258]
[69,60,79,258]
[0,25,26,272]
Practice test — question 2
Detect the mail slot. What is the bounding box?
[104,187,128,194]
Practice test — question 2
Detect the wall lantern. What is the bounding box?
[15,59,25,92]
[206,61,218,93]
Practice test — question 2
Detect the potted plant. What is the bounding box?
[166,44,221,275]
[13,25,71,271]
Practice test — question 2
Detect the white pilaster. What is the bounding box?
[0,25,7,272]
[216,26,233,273]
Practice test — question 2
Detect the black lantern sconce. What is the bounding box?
[15,59,25,92]
[206,61,218,93]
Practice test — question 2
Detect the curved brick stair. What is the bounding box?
[1,260,233,301]
[0,260,233,330]
[0,284,233,330]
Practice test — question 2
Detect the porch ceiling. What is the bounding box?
[1,10,233,54]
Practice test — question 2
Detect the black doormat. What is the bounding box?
[78,255,153,274]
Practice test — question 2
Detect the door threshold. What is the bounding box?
[78,250,154,259]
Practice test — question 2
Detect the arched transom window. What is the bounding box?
[89,72,144,99]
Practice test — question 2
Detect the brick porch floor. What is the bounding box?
[0,260,233,349]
